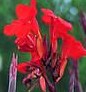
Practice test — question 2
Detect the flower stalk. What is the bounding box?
[69,61,83,92]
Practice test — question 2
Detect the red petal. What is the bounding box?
[57,17,73,31]
[62,34,74,58]
[37,34,44,58]
[31,18,39,34]
[17,62,29,74]
[42,15,51,24]
[62,35,86,60]
[30,0,36,7]
[39,76,46,92]
[4,19,31,37]
[17,61,41,74]
[69,41,86,59]
[41,8,56,18]
[31,51,40,62]
[16,4,30,19]
[12,20,26,37]
[29,6,37,18]
[41,8,56,24]
[16,1,37,19]
[4,25,14,36]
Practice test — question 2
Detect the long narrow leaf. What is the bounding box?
[8,53,18,92]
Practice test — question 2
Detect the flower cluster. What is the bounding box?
[4,0,86,92]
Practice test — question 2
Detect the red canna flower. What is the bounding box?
[4,0,39,37]
[54,35,86,84]
[4,0,44,58]
[62,34,86,60]
[42,8,72,53]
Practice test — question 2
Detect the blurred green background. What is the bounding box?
[0,0,86,92]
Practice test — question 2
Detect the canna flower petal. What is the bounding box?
[17,60,41,74]
[41,8,57,19]
[4,17,39,38]
[55,17,72,34]
[62,34,86,60]
[4,25,15,36]
[16,4,31,19]
[4,0,39,38]
[41,9,56,25]
[16,0,37,19]
[69,41,86,59]
[37,33,44,58]
[61,34,74,59]
[17,62,31,74]
[17,62,32,74]
[42,8,72,31]
[30,0,36,7]
[4,20,31,37]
